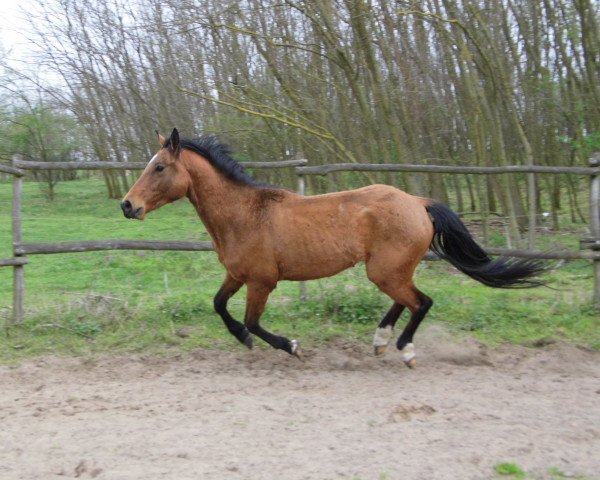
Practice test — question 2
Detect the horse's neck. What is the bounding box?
[184,155,255,245]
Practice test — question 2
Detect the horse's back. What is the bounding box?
[270,184,433,280]
[344,184,433,257]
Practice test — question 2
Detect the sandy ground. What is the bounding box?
[1,327,599,480]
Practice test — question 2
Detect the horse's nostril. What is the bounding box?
[121,200,132,216]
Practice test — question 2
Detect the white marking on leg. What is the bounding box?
[373,325,393,347]
[290,339,303,361]
[402,343,416,365]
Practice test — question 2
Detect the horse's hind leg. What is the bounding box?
[368,264,432,367]
[394,288,433,367]
[214,273,252,349]
[373,303,405,356]
[243,282,301,358]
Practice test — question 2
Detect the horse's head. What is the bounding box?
[121,128,191,220]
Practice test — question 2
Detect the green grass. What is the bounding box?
[494,462,526,479]
[492,463,597,480]
[1,179,599,362]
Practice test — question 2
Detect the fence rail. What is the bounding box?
[14,240,214,255]
[10,241,600,260]
[13,158,309,171]
[0,164,26,177]
[296,163,600,176]
[484,248,600,261]
[0,257,28,267]
[3,153,600,322]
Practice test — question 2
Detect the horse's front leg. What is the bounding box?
[213,273,253,349]
[244,282,302,358]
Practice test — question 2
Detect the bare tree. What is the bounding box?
[11,0,598,242]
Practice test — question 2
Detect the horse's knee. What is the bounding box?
[420,294,433,313]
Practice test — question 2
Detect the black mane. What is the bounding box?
[163,135,268,188]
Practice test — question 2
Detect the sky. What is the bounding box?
[0,0,68,96]
[0,0,40,65]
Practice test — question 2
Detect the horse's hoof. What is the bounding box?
[374,345,388,356]
[404,358,417,369]
[243,334,253,350]
[402,342,416,368]
[373,326,393,356]
[290,339,303,360]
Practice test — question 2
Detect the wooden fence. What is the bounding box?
[2,158,307,323]
[295,155,600,304]
[2,153,600,323]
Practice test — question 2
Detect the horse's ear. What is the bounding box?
[156,130,166,147]
[169,128,180,154]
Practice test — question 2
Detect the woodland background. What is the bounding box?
[0,0,598,248]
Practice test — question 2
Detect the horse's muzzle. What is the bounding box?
[121,200,144,219]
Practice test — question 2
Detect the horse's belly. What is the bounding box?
[277,242,363,281]
[280,260,358,281]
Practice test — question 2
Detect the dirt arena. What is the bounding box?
[1,327,599,480]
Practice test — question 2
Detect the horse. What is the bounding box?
[121,128,544,367]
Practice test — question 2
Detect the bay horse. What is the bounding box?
[121,129,543,367]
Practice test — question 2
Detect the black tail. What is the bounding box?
[425,202,545,288]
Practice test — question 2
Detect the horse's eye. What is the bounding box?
[155,164,165,172]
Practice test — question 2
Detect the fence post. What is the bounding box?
[12,155,24,323]
[527,171,536,250]
[590,153,600,307]
[297,172,307,302]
